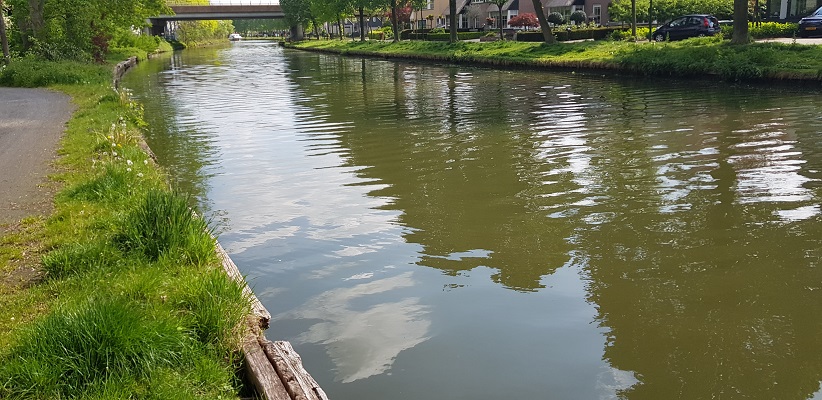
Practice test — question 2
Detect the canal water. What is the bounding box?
[122,41,822,400]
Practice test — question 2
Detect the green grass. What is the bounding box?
[291,37,822,82]
[0,51,252,399]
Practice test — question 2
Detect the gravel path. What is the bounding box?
[0,88,74,228]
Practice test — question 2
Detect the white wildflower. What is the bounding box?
[126,160,133,166]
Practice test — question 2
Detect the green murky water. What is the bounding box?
[122,41,822,400]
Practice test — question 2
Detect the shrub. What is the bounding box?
[720,22,798,39]
[570,10,587,25]
[547,12,565,25]
[427,31,485,41]
[517,27,628,41]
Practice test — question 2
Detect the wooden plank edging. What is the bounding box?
[263,340,330,400]
[243,335,292,400]
[216,241,271,329]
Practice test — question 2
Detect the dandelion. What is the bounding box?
[143,159,149,165]
[111,142,116,147]
[113,151,118,157]
[102,152,108,156]
[127,160,133,166]
[127,168,132,172]
[137,172,144,178]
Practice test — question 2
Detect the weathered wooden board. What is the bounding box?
[242,335,292,400]
[216,241,271,329]
[263,340,330,400]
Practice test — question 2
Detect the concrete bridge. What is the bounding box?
[149,5,284,36]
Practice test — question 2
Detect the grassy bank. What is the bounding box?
[289,37,822,82]
[0,58,252,398]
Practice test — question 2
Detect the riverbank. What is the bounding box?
[0,58,254,398]
[287,38,822,83]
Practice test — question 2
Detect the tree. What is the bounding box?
[281,0,312,40]
[489,0,508,40]
[509,13,539,30]
[0,0,9,63]
[731,0,749,43]
[449,0,457,42]
[4,0,168,61]
[531,0,555,43]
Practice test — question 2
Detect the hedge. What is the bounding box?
[517,26,628,42]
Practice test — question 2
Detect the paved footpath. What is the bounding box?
[0,88,74,228]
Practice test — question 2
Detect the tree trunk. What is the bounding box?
[27,0,44,40]
[390,0,399,42]
[0,0,9,64]
[531,0,555,44]
[631,0,636,36]
[731,0,749,44]
[359,7,366,41]
[449,0,457,42]
[337,17,343,40]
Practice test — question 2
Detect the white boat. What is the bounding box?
[229,33,243,41]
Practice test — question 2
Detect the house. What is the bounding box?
[410,0,611,30]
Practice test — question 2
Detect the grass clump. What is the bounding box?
[0,298,184,398]
[117,189,217,267]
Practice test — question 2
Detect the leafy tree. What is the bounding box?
[509,13,539,29]
[5,0,168,62]
[282,0,312,40]
[409,0,427,30]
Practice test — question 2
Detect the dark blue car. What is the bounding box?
[799,6,822,37]
[652,14,721,41]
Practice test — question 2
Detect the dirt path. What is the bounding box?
[0,88,74,230]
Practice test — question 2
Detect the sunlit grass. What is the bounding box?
[293,38,822,81]
[0,53,250,398]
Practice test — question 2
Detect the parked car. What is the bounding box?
[652,14,721,41]
[799,6,822,37]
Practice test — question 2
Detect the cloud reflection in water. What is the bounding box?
[279,272,430,383]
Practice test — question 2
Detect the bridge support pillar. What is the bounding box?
[148,19,166,36]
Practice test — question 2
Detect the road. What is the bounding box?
[0,88,74,227]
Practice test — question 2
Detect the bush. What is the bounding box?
[721,22,798,39]
[547,12,565,25]
[427,31,485,41]
[517,27,628,42]
[570,11,587,24]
